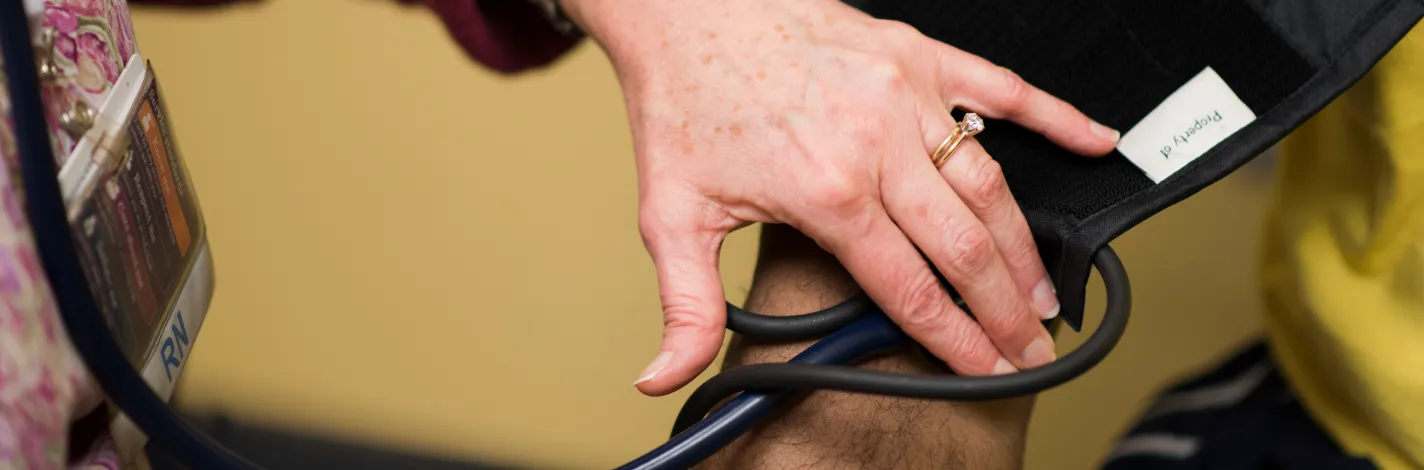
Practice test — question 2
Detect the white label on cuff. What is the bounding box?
[1116,67,1256,183]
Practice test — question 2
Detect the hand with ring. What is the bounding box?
[560,0,1122,395]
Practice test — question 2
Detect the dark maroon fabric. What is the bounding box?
[403,0,582,74]
[129,0,580,74]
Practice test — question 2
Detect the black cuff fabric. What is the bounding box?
[852,0,1423,328]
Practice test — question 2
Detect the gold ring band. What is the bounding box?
[931,112,985,168]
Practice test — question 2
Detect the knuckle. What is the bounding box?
[637,208,667,248]
[807,169,870,215]
[1005,233,1042,268]
[1008,229,1042,266]
[945,226,996,276]
[876,19,923,44]
[661,301,717,336]
[998,67,1029,107]
[981,299,1036,336]
[894,271,948,330]
[946,327,998,369]
[865,59,909,94]
[966,157,1008,212]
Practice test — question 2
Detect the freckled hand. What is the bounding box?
[556,0,1121,395]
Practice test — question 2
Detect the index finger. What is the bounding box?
[932,44,1120,156]
[799,209,1016,377]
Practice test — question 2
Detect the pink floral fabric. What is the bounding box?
[0,1,574,468]
[0,2,138,468]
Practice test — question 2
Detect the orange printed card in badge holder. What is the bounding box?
[58,53,215,466]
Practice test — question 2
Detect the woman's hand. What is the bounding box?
[561,0,1120,396]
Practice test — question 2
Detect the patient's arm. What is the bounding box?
[700,224,1035,469]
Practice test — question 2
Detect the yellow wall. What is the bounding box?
[131,2,1267,468]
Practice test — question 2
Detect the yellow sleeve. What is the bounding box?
[1263,22,1424,470]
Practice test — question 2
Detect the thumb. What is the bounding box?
[635,208,730,397]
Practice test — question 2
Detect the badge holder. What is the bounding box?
[11,21,216,468]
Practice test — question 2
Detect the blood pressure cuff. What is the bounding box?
[853,0,1424,329]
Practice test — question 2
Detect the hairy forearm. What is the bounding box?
[699,224,1034,469]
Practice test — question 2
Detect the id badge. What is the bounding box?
[60,54,215,464]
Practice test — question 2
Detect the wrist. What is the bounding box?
[557,0,636,54]
[555,0,690,81]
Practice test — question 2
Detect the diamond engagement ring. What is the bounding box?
[931,113,985,169]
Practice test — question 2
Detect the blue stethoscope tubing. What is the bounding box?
[616,313,909,470]
[627,245,1128,470]
[2,2,1131,468]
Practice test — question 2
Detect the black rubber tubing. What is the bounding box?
[675,246,1130,435]
[723,292,873,340]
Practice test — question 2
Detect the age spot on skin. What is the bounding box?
[757,71,768,80]
[701,55,714,65]
[730,125,743,137]
[715,126,723,134]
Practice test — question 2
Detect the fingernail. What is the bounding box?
[993,357,1019,376]
[1033,277,1060,320]
[1022,336,1057,369]
[635,351,674,386]
[1092,121,1121,143]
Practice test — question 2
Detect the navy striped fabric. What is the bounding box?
[1101,342,1376,470]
